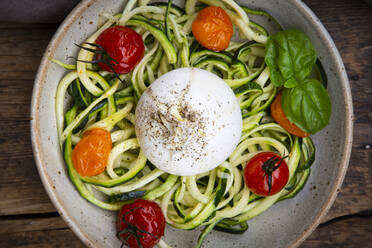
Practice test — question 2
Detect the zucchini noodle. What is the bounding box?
[53,0,317,247]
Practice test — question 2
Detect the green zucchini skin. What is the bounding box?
[241,6,283,31]
[126,19,177,64]
[194,58,230,72]
[149,1,185,16]
[233,41,261,61]
[190,49,233,65]
[68,78,92,108]
[234,81,262,97]
[195,220,220,248]
[278,169,310,202]
[296,137,316,172]
[242,86,277,117]
[79,157,146,188]
[225,63,265,88]
[164,0,173,41]
[144,174,179,200]
[169,168,228,230]
[213,221,248,234]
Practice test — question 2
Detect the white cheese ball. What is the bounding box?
[135,68,242,176]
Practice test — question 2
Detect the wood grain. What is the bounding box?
[0,214,63,234]
[0,23,57,121]
[0,228,85,248]
[302,214,372,248]
[0,122,55,215]
[0,0,371,247]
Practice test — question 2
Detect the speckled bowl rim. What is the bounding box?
[30,0,353,247]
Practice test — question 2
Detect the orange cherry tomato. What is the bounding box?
[72,128,112,177]
[192,6,233,51]
[271,92,309,138]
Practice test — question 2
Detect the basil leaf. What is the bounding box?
[265,29,317,88]
[281,79,331,134]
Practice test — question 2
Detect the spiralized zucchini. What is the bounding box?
[54,0,316,247]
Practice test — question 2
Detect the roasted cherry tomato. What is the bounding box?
[72,128,112,177]
[117,199,165,248]
[271,92,309,138]
[95,26,144,74]
[244,152,289,196]
[192,6,233,51]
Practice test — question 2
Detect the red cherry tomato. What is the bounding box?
[244,152,289,196]
[117,199,165,248]
[96,26,144,74]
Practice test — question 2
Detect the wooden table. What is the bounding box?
[0,0,371,247]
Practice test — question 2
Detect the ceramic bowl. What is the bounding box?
[31,0,353,247]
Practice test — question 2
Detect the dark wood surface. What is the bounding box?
[0,0,371,247]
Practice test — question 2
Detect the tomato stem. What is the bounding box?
[261,155,288,193]
[73,42,128,86]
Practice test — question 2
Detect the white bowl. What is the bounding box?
[31,0,353,247]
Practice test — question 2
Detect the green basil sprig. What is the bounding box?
[265,29,331,134]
